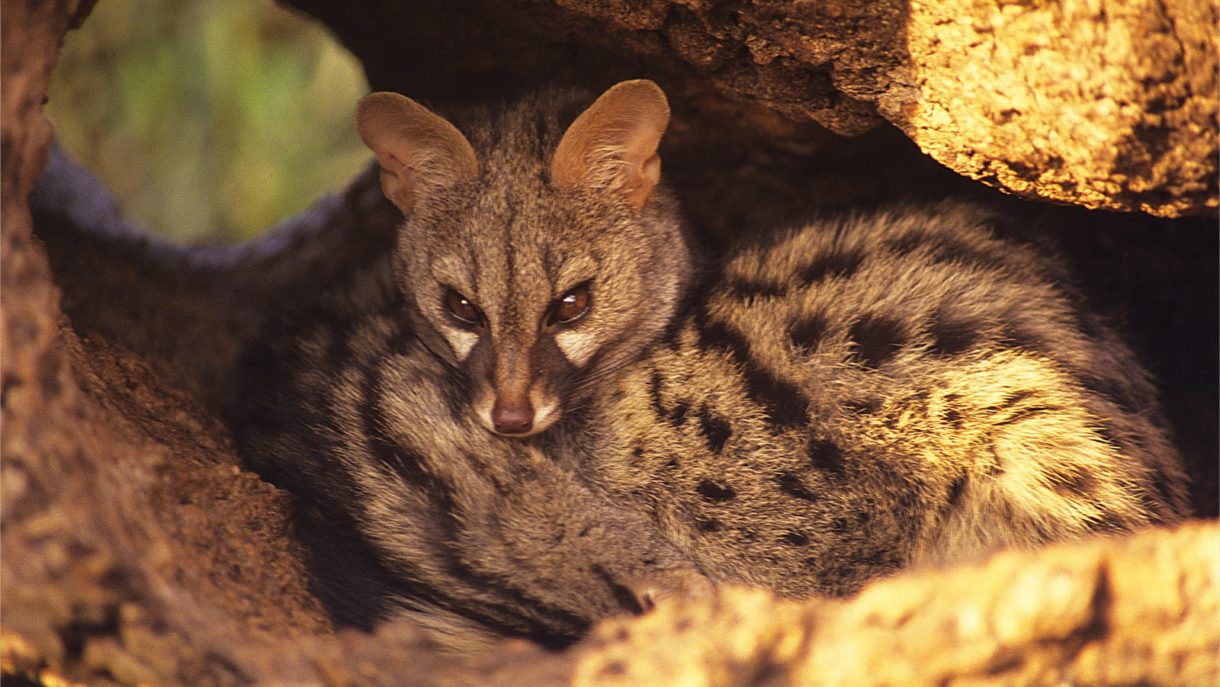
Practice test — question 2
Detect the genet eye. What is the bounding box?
[547,283,591,326]
[444,288,484,327]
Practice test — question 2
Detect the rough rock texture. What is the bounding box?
[897,0,1219,218]
[288,0,1218,217]
[2,1,1218,686]
[570,522,1220,686]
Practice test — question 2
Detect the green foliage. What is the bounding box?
[48,0,371,243]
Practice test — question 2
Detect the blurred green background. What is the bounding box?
[47,0,371,244]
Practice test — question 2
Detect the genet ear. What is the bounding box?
[550,80,670,210]
[356,92,478,214]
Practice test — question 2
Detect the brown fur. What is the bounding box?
[557,202,1189,596]
[232,83,704,652]
[230,81,1189,652]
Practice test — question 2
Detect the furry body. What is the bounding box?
[230,82,1189,650]
[559,202,1189,597]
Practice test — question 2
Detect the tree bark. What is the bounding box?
[2,1,1217,685]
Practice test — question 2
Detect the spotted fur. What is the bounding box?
[231,82,1190,652]
[566,202,1190,596]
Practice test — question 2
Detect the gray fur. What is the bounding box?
[230,82,1189,652]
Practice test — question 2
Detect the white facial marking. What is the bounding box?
[555,330,597,366]
[531,399,561,434]
[473,389,497,434]
[444,328,478,361]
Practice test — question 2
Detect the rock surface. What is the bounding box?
[896,0,1219,217]
[570,522,1220,687]
[2,1,1217,686]
[289,0,1218,217]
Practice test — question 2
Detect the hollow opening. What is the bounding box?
[47,0,369,244]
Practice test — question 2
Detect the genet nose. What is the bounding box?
[491,400,534,434]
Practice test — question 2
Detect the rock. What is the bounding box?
[896,0,1219,217]
[2,1,1216,685]
[572,522,1220,686]
[289,0,1217,216]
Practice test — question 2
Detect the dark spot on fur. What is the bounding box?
[1076,374,1142,415]
[1048,464,1097,497]
[632,445,644,459]
[947,476,967,507]
[993,405,1059,426]
[988,451,1005,476]
[1004,389,1036,406]
[787,313,829,352]
[848,314,908,369]
[927,314,981,356]
[807,436,844,474]
[781,531,809,546]
[385,320,418,358]
[944,406,963,428]
[799,249,864,284]
[775,473,818,502]
[668,401,689,427]
[844,398,880,414]
[997,322,1052,355]
[929,239,1005,271]
[648,371,667,418]
[658,306,690,352]
[697,320,809,429]
[696,518,723,532]
[1087,511,1129,533]
[696,319,752,361]
[885,231,930,257]
[579,525,593,538]
[697,479,737,502]
[831,517,849,533]
[666,456,680,470]
[726,278,787,301]
[1149,465,1178,508]
[1093,422,1121,447]
[886,232,1005,272]
[982,389,1036,413]
[697,406,732,453]
[742,365,809,429]
[941,393,964,428]
[1139,491,1168,524]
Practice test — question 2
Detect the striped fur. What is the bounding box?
[230,82,1189,651]
[233,267,705,652]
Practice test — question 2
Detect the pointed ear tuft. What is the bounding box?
[550,80,670,210]
[356,92,478,214]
